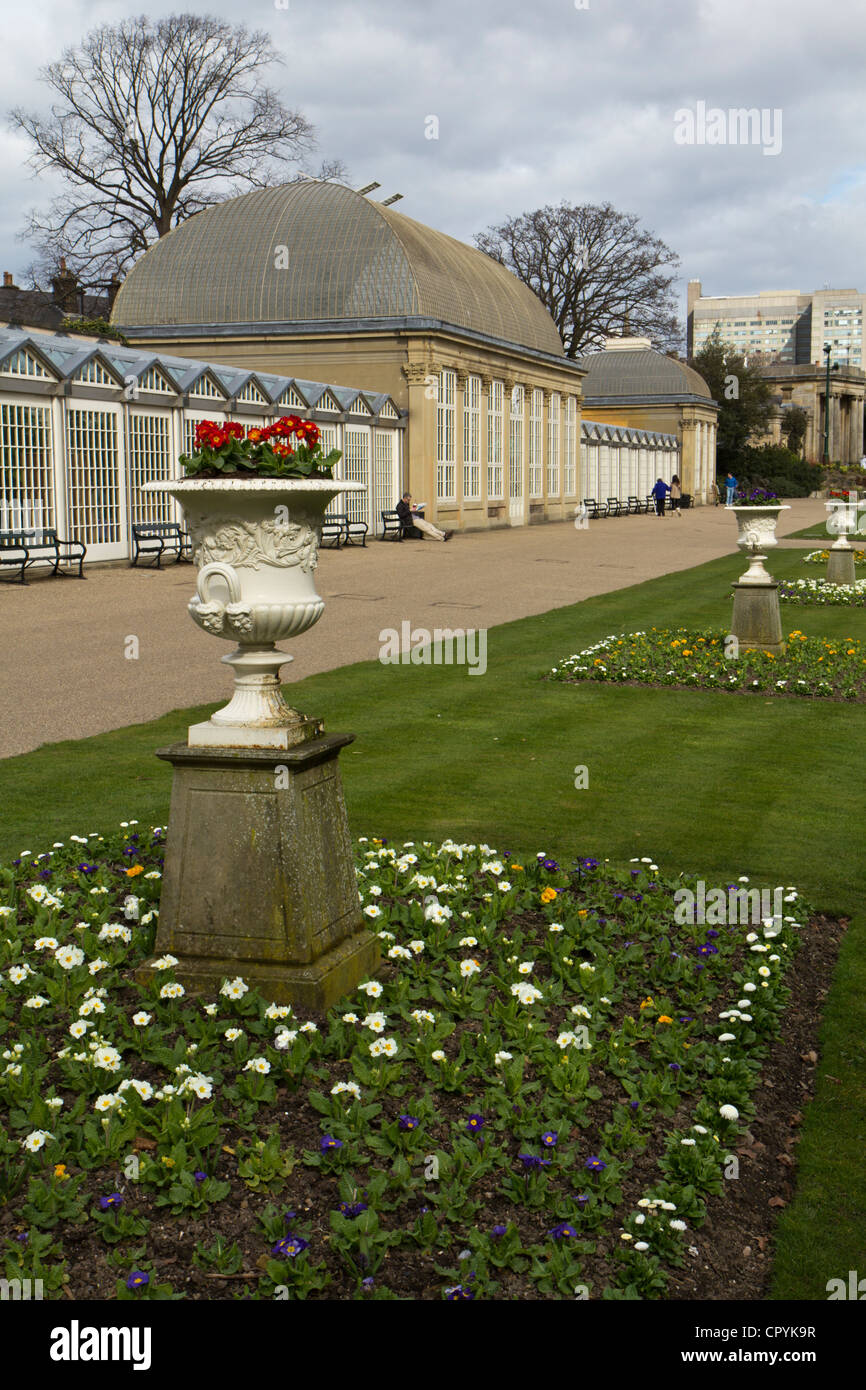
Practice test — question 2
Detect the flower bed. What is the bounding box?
[778,579,866,606]
[802,549,866,566]
[548,629,866,699]
[0,825,817,1300]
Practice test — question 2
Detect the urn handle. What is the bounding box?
[196,561,242,608]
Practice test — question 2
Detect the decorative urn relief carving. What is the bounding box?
[144,477,365,746]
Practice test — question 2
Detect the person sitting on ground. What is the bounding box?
[395,493,452,541]
[651,477,670,517]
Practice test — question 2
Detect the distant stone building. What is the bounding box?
[0,262,113,331]
[754,362,865,464]
[575,337,717,503]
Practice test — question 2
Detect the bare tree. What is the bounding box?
[474,202,683,358]
[10,13,319,288]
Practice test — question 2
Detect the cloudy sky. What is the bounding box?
[2,0,865,328]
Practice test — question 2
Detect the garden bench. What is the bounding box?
[0,528,86,582]
[582,498,607,520]
[626,496,644,515]
[647,494,666,514]
[606,497,625,517]
[321,515,369,548]
[131,521,193,568]
[381,509,407,540]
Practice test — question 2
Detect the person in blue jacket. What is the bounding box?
[724,473,738,504]
[651,477,670,517]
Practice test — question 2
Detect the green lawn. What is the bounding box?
[1,541,864,1299]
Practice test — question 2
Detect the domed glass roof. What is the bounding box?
[112,181,564,357]
[577,341,713,402]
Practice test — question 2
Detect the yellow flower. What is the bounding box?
[657,1015,673,1024]
[639,997,654,1010]
[53,1163,69,1181]
[577,909,588,917]
[540,887,558,904]
[126,865,144,878]
[511,864,524,872]
[161,1156,176,1168]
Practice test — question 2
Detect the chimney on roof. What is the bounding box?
[51,258,79,314]
[3,272,13,288]
[107,274,122,311]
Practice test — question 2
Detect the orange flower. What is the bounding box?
[639,997,654,1010]
[540,887,558,904]
[511,864,524,872]
[126,865,144,878]
[657,1015,673,1024]
[54,1163,69,1181]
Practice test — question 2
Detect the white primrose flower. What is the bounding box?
[274,1030,297,1050]
[517,961,534,975]
[369,1037,398,1058]
[224,1028,244,1042]
[160,982,185,999]
[150,955,179,971]
[132,1012,152,1026]
[358,980,383,999]
[265,1004,292,1020]
[24,996,49,1009]
[22,1130,52,1152]
[719,1105,739,1121]
[431,1049,446,1062]
[407,941,425,955]
[331,1081,362,1099]
[363,905,383,919]
[54,939,85,973]
[299,1022,317,1034]
[411,1009,435,1024]
[363,1012,388,1033]
[33,937,58,950]
[88,959,109,975]
[243,1057,271,1074]
[460,959,482,978]
[92,1046,122,1073]
[341,1013,359,1024]
[670,1219,688,1231]
[494,1051,513,1064]
[220,977,249,999]
[388,945,412,961]
[94,1094,123,1113]
[458,937,478,948]
[9,965,34,983]
[44,1097,63,1110]
[634,1242,650,1252]
[99,924,132,944]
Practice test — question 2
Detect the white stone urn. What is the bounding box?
[727,504,791,584]
[825,497,859,549]
[144,477,364,747]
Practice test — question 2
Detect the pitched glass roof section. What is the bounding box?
[577,346,714,404]
[111,181,565,358]
[0,325,406,421]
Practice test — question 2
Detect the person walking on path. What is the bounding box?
[724,473,738,505]
[710,480,720,506]
[651,477,670,517]
[669,475,682,516]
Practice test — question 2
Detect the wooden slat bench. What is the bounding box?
[582,498,608,520]
[131,521,193,568]
[0,528,87,582]
[321,514,369,548]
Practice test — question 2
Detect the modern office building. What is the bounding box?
[688,281,865,368]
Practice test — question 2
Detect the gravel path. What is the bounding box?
[0,500,828,759]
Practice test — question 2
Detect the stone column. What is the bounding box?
[479,374,492,507]
[402,360,438,510]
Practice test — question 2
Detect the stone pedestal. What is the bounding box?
[731,582,786,655]
[138,737,379,1011]
[827,546,856,587]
